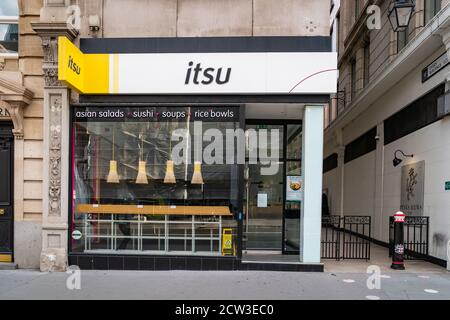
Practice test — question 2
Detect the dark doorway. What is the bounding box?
[0,122,13,263]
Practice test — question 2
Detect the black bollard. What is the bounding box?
[391,211,406,270]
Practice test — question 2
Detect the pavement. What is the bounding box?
[1,244,448,300]
[0,267,449,300]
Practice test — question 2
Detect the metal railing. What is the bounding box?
[82,214,225,256]
[321,215,371,261]
[389,216,429,260]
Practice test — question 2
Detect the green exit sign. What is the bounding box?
[446,181,450,191]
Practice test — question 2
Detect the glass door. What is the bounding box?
[243,122,303,254]
[283,124,302,254]
[244,162,284,251]
[244,124,284,251]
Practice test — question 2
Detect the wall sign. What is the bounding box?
[400,161,425,216]
[71,230,82,240]
[0,106,11,119]
[58,37,338,95]
[422,52,449,83]
[445,181,450,191]
[73,106,240,122]
[257,193,268,208]
[286,176,303,202]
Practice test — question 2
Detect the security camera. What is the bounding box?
[374,135,380,141]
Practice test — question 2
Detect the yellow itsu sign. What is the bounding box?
[58,37,109,94]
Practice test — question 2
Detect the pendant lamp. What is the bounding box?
[135,134,148,184]
[164,160,176,184]
[164,125,177,184]
[191,161,204,185]
[107,126,120,184]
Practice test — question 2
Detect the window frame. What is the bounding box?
[350,58,357,101]
[0,11,19,58]
[424,0,441,25]
[363,42,370,88]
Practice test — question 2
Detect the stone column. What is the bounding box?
[300,105,324,264]
[373,122,384,240]
[31,20,78,271]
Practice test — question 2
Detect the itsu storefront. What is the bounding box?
[60,36,337,271]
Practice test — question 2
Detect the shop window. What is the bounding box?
[0,0,19,55]
[424,0,441,25]
[70,106,240,256]
[384,84,445,145]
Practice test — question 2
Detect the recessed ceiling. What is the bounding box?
[245,103,305,120]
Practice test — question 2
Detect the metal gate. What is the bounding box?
[389,216,429,260]
[321,215,371,260]
[321,215,341,260]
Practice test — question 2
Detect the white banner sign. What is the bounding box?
[113,52,337,95]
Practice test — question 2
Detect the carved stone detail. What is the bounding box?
[44,66,65,87]
[41,36,65,88]
[0,77,33,140]
[48,95,62,217]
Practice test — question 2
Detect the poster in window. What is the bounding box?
[286,176,303,202]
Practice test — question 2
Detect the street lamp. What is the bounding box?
[388,0,415,32]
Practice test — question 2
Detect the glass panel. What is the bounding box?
[286,124,302,160]
[0,23,18,53]
[70,106,239,256]
[425,0,441,24]
[246,124,283,160]
[397,29,408,52]
[244,162,283,251]
[0,0,19,16]
[284,161,301,253]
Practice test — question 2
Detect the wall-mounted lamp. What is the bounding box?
[388,0,415,32]
[393,149,414,167]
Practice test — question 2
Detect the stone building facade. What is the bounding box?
[324,0,450,266]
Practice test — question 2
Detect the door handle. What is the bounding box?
[0,209,4,215]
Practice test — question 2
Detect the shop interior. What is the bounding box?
[70,104,306,262]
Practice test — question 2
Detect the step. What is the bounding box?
[0,263,18,270]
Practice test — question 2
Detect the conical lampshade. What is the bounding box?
[191,161,204,185]
[164,160,176,184]
[135,160,148,184]
[107,160,120,184]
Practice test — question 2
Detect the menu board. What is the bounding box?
[286,176,302,202]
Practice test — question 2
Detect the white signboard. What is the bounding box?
[114,52,337,94]
[257,193,268,208]
[286,176,303,202]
